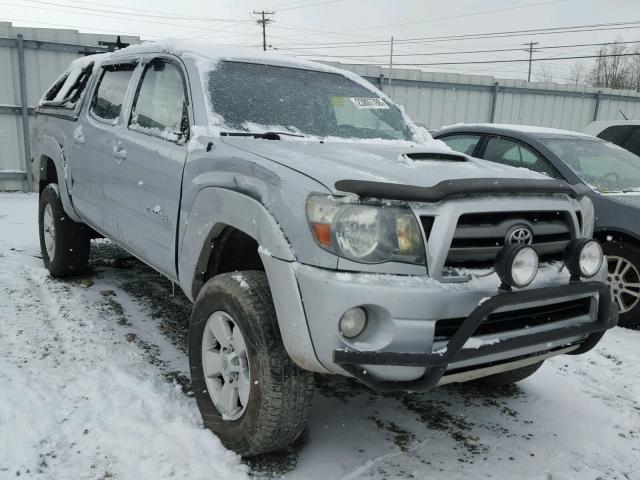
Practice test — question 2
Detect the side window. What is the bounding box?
[483,136,559,178]
[41,63,94,108]
[129,60,187,143]
[42,71,70,103]
[439,134,482,156]
[622,127,640,156]
[598,125,634,145]
[90,64,136,123]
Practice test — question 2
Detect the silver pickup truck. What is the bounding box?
[31,41,616,457]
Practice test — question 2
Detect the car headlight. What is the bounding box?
[306,194,425,265]
[563,238,604,279]
[578,196,595,238]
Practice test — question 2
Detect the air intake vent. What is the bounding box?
[403,152,467,162]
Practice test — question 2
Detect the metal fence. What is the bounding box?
[2,22,640,192]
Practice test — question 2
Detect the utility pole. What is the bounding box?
[388,36,394,87]
[523,41,539,82]
[253,10,274,51]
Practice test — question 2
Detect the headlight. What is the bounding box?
[495,245,539,289]
[578,196,595,238]
[563,238,604,279]
[306,194,425,265]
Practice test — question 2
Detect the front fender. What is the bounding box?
[178,187,295,301]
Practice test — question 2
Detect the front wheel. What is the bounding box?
[38,184,90,277]
[189,271,314,457]
[602,241,640,328]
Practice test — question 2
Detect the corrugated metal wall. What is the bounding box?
[2,22,640,191]
[0,22,140,191]
[334,63,640,131]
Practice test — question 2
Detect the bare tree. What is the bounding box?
[629,44,640,92]
[535,64,555,83]
[589,41,631,89]
[569,61,586,85]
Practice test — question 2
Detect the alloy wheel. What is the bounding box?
[607,255,640,314]
[201,311,251,420]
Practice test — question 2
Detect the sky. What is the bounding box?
[4,0,640,83]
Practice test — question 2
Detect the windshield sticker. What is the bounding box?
[349,97,389,110]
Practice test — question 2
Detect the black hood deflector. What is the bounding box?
[335,178,585,202]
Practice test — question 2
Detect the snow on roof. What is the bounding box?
[112,39,342,74]
[440,123,595,138]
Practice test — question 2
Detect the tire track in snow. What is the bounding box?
[0,255,249,480]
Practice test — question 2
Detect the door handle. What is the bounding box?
[112,143,127,161]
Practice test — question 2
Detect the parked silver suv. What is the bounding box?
[31,41,616,456]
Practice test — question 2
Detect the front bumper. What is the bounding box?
[333,281,617,392]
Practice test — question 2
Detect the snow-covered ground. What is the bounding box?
[1,192,639,480]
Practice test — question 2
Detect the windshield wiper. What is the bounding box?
[220,131,304,140]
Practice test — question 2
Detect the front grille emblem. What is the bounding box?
[506,225,533,245]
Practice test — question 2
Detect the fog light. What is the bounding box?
[339,307,367,338]
[495,244,539,289]
[564,239,603,279]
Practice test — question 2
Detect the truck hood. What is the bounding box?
[222,137,548,191]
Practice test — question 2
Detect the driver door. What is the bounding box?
[101,57,190,279]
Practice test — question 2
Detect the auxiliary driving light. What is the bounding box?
[495,244,539,289]
[563,238,604,279]
[339,307,368,338]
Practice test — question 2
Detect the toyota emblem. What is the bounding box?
[506,225,533,246]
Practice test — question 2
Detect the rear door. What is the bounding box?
[73,61,137,226]
[101,56,190,279]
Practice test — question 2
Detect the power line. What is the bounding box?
[361,52,640,67]
[284,40,640,59]
[331,0,567,33]
[2,1,251,30]
[13,0,253,23]
[276,0,345,12]
[275,20,640,49]
[253,10,275,51]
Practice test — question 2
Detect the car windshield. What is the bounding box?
[540,137,640,193]
[206,61,412,141]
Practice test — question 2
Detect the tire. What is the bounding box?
[189,271,314,457]
[602,240,640,329]
[38,184,90,277]
[470,361,544,387]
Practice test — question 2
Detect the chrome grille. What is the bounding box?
[442,211,573,267]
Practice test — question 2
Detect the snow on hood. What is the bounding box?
[221,137,550,192]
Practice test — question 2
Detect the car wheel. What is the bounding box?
[602,241,640,328]
[38,183,91,277]
[189,271,314,457]
[470,361,544,387]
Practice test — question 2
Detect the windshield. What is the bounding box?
[206,61,412,141]
[540,137,640,193]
